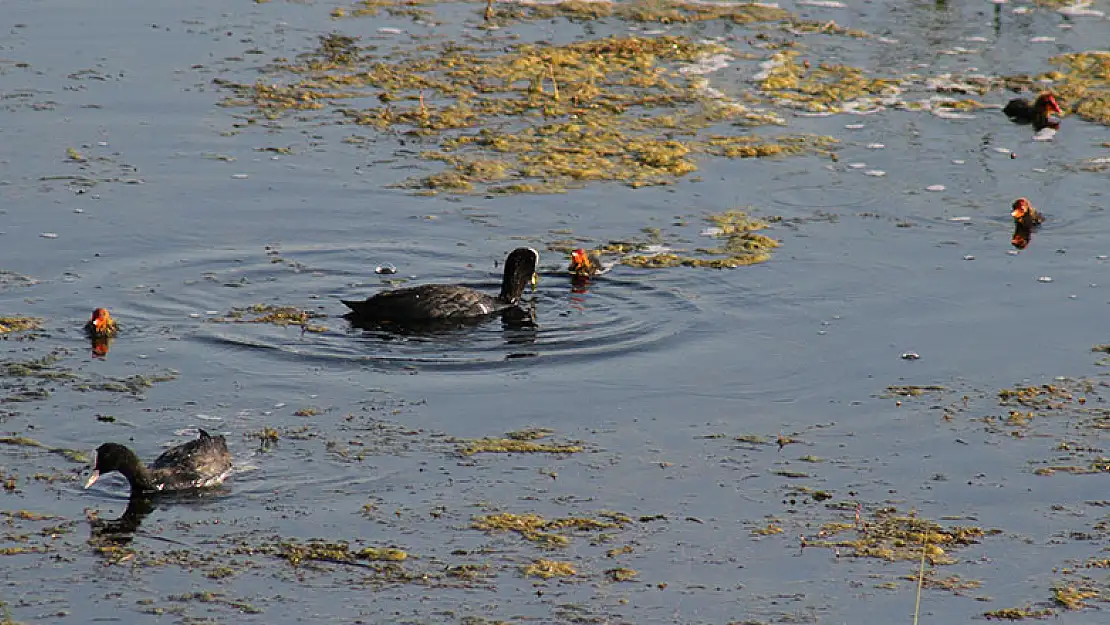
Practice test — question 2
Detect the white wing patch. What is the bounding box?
[478,303,489,315]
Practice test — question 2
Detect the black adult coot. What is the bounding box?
[85,429,232,495]
[342,247,539,323]
[1003,93,1062,131]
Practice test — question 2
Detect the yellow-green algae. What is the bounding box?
[457,438,583,456]
[624,209,780,268]
[0,317,42,335]
[217,33,837,194]
[811,509,993,565]
[983,606,1054,620]
[548,208,782,270]
[210,304,328,332]
[259,538,408,567]
[1051,584,1099,610]
[0,437,89,464]
[605,567,638,581]
[1007,52,1110,127]
[758,51,901,113]
[522,558,576,579]
[472,511,630,545]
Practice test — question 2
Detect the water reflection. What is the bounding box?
[89,336,112,358]
[87,497,154,536]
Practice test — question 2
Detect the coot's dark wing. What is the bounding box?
[150,429,232,490]
[1002,99,1030,121]
[342,284,507,321]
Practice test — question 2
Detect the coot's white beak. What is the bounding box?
[84,470,100,489]
[530,272,538,291]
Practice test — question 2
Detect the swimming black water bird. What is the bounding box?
[85,429,232,495]
[1003,93,1062,131]
[341,247,540,323]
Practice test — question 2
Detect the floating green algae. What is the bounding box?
[217,32,837,194]
[758,51,901,112]
[627,209,780,269]
[522,559,576,579]
[210,304,328,332]
[0,317,42,335]
[1036,52,1110,127]
[810,508,994,565]
[983,606,1054,620]
[605,567,638,582]
[0,437,88,464]
[457,437,583,456]
[472,511,631,546]
[256,538,408,567]
[545,208,780,270]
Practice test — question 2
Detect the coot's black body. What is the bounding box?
[342,247,539,323]
[85,429,232,495]
[1003,93,1062,131]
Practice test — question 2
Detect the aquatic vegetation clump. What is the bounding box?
[997,384,1077,409]
[457,437,583,456]
[210,304,328,332]
[983,606,1055,620]
[0,437,89,464]
[605,567,638,581]
[263,538,408,567]
[1034,52,1110,127]
[812,509,992,565]
[621,209,779,269]
[522,559,576,579]
[0,317,42,336]
[759,51,901,112]
[218,32,836,194]
[472,511,630,545]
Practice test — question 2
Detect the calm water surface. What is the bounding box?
[2,0,1109,623]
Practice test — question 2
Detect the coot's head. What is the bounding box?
[500,247,540,303]
[1036,93,1062,115]
[85,443,138,489]
[1011,197,1032,220]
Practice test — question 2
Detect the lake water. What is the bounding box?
[2,1,1109,623]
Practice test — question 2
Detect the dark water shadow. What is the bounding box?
[87,496,155,537]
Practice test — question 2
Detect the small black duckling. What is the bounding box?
[1011,197,1044,229]
[342,247,539,323]
[85,429,232,495]
[84,308,119,338]
[1003,93,1062,131]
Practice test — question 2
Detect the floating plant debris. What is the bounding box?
[758,51,901,113]
[0,316,42,335]
[457,437,583,456]
[209,304,328,332]
[0,436,89,464]
[217,30,838,194]
[549,209,780,270]
[260,538,408,567]
[522,559,576,579]
[472,511,631,545]
[809,508,993,564]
